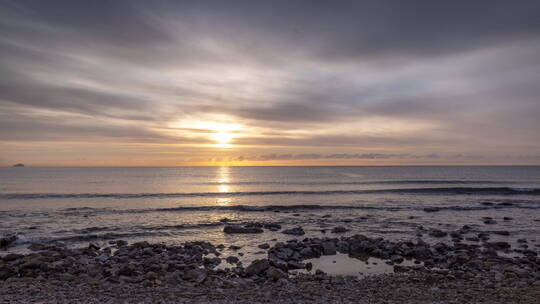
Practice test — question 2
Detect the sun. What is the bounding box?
[169,117,243,148]
[212,132,234,148]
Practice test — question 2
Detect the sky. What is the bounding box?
[1,0,540,166]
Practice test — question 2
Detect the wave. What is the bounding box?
[195,180,513,186]
[2,187,539,200]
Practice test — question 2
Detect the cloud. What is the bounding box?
[0,0,539,164]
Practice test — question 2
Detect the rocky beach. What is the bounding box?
[1,221,539,303]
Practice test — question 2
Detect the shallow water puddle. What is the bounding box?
[293,253,420,277]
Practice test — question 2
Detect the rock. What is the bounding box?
[390,255,404,263]
[449,231,462,238]
[429,229,447,238]
[484,219,497,225]
[116,240,128,247]
[423,207,441,212]
[287,261,305,269]
[0,235,18,249]
[219,218,231,223]
[132,241,150,248]
[492,230,510,236]
[258,243,270,249]
[223,225,263,234]
[485,241,511,250]
[282,227,305,236]
[503,217,513,221]
[229,245,242,250]
[185,268,207,284]
[245,259,270,276]
[322,241,337,255]
[466,237,480,242]
[226,256,239,264]
[517,238,527,243]
[265,266,287,280]
[264,223,282,231]
[315,269,326,276]
[331,226,349,233]
[2,253,23,262]
[27,243,49,251]
[88,243,100,250]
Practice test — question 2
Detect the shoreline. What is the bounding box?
[1,232,539,303]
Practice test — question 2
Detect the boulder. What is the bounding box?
[265,267,287,280]
[0,235,18,249]
[331,226,349,233]
[322,241,337,255]
[223,225,264,234]
[245,259,270,276]
[281,227,305,236]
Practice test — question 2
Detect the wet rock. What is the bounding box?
[281,227,305,236]
[2,253,23,262]
[287,260,305,269]
[263,223,282,231]
[132,241,150,248]
[503,217,513,221]
[429,229,447,238]
[265,266,287,280]
[331,226,349,233]
[88,243,100,250]
[0,235,17,249]
[258,243,270,249]
[225,256,239,264]
[223,225,263,234]
[245,259,269,276]
[485,241,511,250]
[185,268,207,284]
[483,219,497,225]
[492,230,510,236]
[390,255,404,264]
[423,207,441,212]
[322,241,337,255]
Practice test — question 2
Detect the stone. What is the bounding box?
[484,219,497,225]
[281,227,305,236]
[132,241,150,248]
[322,241,337,255]
[27,243,48,251]
[245,259,270,276]
[226,256,239,264]
[331,226,349,233]
[0,235,17,249]
[185,268,207,283]
[2,253,23,262]
[223,225,264,234]
[423,207,441,212]
[116,240,128,247]
[265,266,287,280]
[492,230,510,236]
[390,255,404,263]
[429,229,447,238]
[287,261,305,269]
[485,241,511,250]
[258,243,270,249]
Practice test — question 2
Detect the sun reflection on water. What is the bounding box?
[216,166,231,205]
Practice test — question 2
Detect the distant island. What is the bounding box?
[12,163,25,167]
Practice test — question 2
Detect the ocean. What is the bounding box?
[1,166,539,257]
